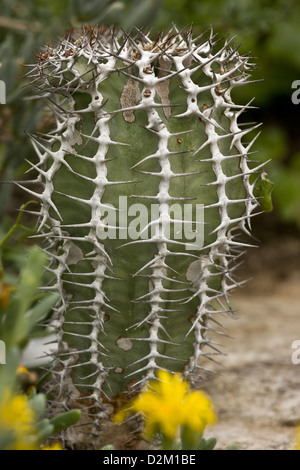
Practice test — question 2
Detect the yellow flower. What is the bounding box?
[40,442,63,450]
[114,370,216,440]
[0,390,37,450]
[17,365,30,375]
[180,389,216,433]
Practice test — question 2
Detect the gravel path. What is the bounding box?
[202,238,300,450]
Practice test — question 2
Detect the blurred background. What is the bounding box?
[0,0,299,450]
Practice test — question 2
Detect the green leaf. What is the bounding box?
[36,420,55,445]
[29,393,47,420]
[24,293,60,335]
[0,346,20,399]
[49,409,81,434]
[197,437,217,450]
[256,172,274,212]
[1,246,47,347]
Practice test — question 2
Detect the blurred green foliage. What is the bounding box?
[0,0,299,233]
[0,215,80,450]
[0,205,59,348]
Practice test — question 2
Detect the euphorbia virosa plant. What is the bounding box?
[22,25,271,426]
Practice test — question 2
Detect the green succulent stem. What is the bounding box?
[24,26,267,422]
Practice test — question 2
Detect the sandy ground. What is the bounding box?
[201,237,300,450]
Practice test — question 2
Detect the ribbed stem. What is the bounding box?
[23,26,267,421]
